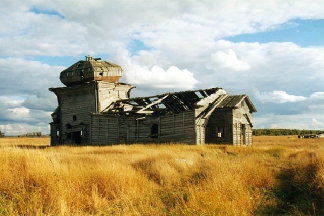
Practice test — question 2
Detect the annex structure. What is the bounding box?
[49,56,257,146]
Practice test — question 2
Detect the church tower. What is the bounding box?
[49,56,134,145]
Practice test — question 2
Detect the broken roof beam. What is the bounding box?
[161,97,182,113]
[172,95,190,111]
[185,91,200,100]
[205,88,220,95]
[199,90,208,97]
[104,87,224,114]
[159,93,197,112]
[113,87,221,103]
[136,94,169,114]
[144,98,159,109]
[162,95,186,112]
[173,93,196,110]
[134,99,148,107]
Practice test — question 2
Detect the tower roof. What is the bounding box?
[60,56,123,86]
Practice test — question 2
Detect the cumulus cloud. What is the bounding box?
[22,95,57,112]
[207,49,251,71]
[126,65,200,89]
[1,1,324,58]
[112,48,200,90]
[1,0,324,133]
[0,97,29,123]
[0,58,63,95]
[0,124,26,135]
[0,95,54,135]
[255,90,307,103]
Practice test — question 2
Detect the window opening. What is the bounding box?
[216,126,224,138]
[151,123,159,139]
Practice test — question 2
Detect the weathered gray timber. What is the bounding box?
[49,56,257,146]
[49,80,133,145]
[90,110,196,145]
[205,95,255,145]
[60,55,123,87]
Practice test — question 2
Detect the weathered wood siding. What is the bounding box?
[205,99,253,145]
[50,81,133,145]
[205,109,233,144]
[50,123,60,145]
[90,110,196,145]
[232,99,253,146]
[159,111,196,144]
[55,82,96,144]
[97,82,133,112]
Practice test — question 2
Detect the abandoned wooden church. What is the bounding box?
[49,56,257,146]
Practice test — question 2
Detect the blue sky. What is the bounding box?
[0,0,324,135]
[227,19,324,47]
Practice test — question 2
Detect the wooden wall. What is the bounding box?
[50,80,254,146]
[232,99,253,146]
[205,109,233,144]
[50,81,134,145]
[90,110,196,145]
[54,82,97,144]
[97,82,133,112]
[205,99,253,145]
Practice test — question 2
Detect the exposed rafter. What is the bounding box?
[102,87,223,115]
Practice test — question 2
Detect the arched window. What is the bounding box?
[151,123,159,139]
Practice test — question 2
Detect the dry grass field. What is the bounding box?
[0,136,324,215]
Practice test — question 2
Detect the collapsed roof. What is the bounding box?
[102,87,257,116]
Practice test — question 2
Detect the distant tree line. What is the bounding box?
[253,129,324,136]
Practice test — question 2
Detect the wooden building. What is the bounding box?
[49,56,256,146]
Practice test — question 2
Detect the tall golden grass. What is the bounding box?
[0,136,323,215]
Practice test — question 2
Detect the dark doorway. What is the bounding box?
[72,131,82,144]
[67,131,82,144]
[151,123,159,138]
[241,124,246,145]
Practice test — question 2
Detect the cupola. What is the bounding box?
[59,56,123,86]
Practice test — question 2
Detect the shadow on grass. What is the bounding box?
[2,145,49,149]
[256,153,324,215]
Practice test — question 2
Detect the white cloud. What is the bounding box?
[0,96,24,108]
[0,123,49,136]
[312,118,323,126]
[207,49,251,71]
[0,124,26,135]
[254,113,324,130]
[0,0,324,133]
[127,65,200,89]
[22,94,57,112]
[112,48,200,90]
[310,92,324,100]
[1,1,324,58]
[0,58,63,95]
[255,90,307,103]
[9,107,29,115]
